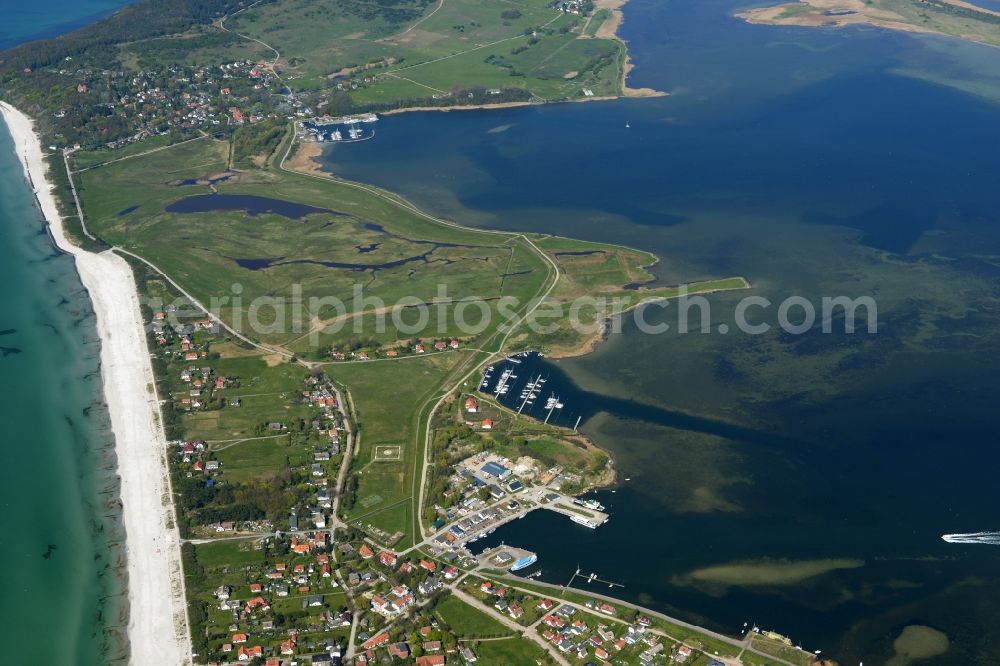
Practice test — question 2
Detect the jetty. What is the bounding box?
[476,545,538,572]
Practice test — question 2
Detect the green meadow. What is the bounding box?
[432,593,512,638]
[219,0,626,100]
[473,637,550,665]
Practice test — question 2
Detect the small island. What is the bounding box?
[739,0,1000,48]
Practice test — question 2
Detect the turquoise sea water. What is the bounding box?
[0,0,131,662]
[323,1,1000,663]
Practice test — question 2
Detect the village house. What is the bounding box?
[416,655,446,666]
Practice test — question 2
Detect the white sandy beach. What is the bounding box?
[0,102,190,665]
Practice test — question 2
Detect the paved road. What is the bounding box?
[494,576,800,666]
[327,384,354,530]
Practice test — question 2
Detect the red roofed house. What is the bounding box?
[597,601,616,615]
[388,643,410,659]
[379,551,398,567]
[481,419,493,430]
[237,645,263,661]
[359,543,374,559]
[244,596,270,613]
[419,559,437,572]
[464,397,478,413]
[362,631,390,650]
[416,656,446,666]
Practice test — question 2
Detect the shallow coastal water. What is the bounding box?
[0,123,127,663]
[0,0,128,50]
[0,1,131,662]
[323,1,1000,662]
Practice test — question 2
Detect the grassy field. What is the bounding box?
[474,637,551,665]
[335,352,460,542]
[219,0,627,101]
[432,593,513,638]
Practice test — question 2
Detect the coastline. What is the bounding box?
[594,0,666,98]
[737,0,1000,48]
[372,0,664,118]
[0,102,190,666]
[379,96,619,116]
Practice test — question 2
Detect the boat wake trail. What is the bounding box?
[941,532,1000,545]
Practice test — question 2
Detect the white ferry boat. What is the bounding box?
[571,515,598,529]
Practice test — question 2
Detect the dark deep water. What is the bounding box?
[323,1,1000,663]
[166,193,331,219]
